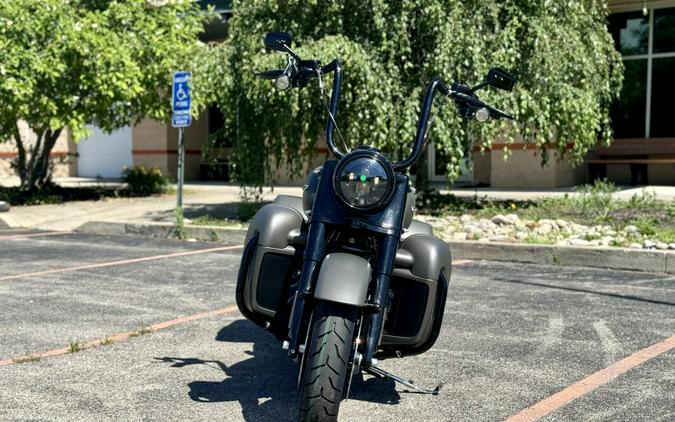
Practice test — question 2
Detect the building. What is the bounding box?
[1,0,673,187]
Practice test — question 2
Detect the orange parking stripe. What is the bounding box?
[0,244,244,282]
[0,231,72,240]
[453,259,474,266]
[0,306,240,367]
[505,334,675,422]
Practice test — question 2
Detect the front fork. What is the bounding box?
[287,223,397,367]
[287,222,326,357]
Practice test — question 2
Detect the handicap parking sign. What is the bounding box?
[172,71,191,112]
[172,113,192,128]
[172,71,192,128]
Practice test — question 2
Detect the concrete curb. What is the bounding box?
[76,221,247,246]
[448,240,675,275]
[0,216,8,229]
[74,220,675,275]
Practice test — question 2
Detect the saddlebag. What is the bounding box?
[378,233,451,358]
[235,199,305,339]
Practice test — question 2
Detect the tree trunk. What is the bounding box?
[13,122,63,193]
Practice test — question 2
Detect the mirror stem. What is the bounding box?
[282,44,302,62]
[470,81,490,92]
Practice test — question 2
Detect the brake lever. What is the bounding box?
[488,105,515,120]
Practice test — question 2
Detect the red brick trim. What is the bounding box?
[132,149,202,155]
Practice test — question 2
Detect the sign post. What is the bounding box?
[171,71,192,211]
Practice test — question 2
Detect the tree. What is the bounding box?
[212,0,623,191]
[0,0,215,192]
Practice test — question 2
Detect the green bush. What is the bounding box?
[122,166,169,196]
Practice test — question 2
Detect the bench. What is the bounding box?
[586,139,675,185]
[199,159,230,181]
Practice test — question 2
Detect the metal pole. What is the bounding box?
[177,127,185,211]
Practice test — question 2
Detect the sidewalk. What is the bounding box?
[1,177,673,231]
[443,185,675,201]
[0,181,302,231]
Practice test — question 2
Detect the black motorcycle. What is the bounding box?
[236,32,516,421]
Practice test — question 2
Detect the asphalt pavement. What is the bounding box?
[0,230,673,421]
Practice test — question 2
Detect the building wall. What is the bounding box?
[131,114,207,181]
[0,121,76,179]
[488,147,585,188]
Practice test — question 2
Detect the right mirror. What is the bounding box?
[486,67,516,91]
[264,32,293,52]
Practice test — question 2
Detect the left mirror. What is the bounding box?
[264,32,293,52]
[485,67,516,92]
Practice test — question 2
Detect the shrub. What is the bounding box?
[122,166,169,196]
[574,179,618,223]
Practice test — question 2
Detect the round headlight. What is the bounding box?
[333,152,394,211]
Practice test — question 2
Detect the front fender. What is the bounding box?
[314,253,371,306]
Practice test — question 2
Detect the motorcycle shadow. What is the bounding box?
[157,319,400,422]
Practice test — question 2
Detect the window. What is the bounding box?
[609,7,675,138]
[207,104,232,148]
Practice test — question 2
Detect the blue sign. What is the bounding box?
[172,71,192,128]
[172,113,192,128]
[172,71,191,112]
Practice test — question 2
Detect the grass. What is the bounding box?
[191,215,247,229]
[101,337,115,346]
[417,180,675,246]
[190,201,266,230]
[174,207,187,240]
[129,327,153,338]
[69,341,84,353]
[0,184,125,206]
[0,182,188,206]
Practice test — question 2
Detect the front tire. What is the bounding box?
[298,300,357,422]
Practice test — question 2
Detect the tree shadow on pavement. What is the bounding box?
[157,319,400,422]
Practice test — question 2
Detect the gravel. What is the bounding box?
[418,213,675,250]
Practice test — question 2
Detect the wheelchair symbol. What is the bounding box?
[176,84,188,101]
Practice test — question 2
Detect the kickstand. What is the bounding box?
[363,365,443,395]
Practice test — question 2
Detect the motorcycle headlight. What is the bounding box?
[333,152,395,211]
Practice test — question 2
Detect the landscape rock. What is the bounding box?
[417,213,670,251]
[0,201,9,212]
[569,239,592,247]
[459,214,474,224]
[491,214,513,225]
[624,225,640,235]
[452,232,468,241]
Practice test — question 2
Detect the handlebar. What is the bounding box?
[259,51,514,170]
[392,77,450,171]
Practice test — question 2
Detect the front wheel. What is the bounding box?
[298,300,357,422]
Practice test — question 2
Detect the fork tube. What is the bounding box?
[288,222,326,356]
[364,234,398,364]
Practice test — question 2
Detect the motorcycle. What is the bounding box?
[236,31,516,421]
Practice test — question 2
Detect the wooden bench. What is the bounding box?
[586,139,675,185]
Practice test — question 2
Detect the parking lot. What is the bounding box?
[0,229,673,421]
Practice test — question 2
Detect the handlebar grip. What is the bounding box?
[256,69,284,80]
